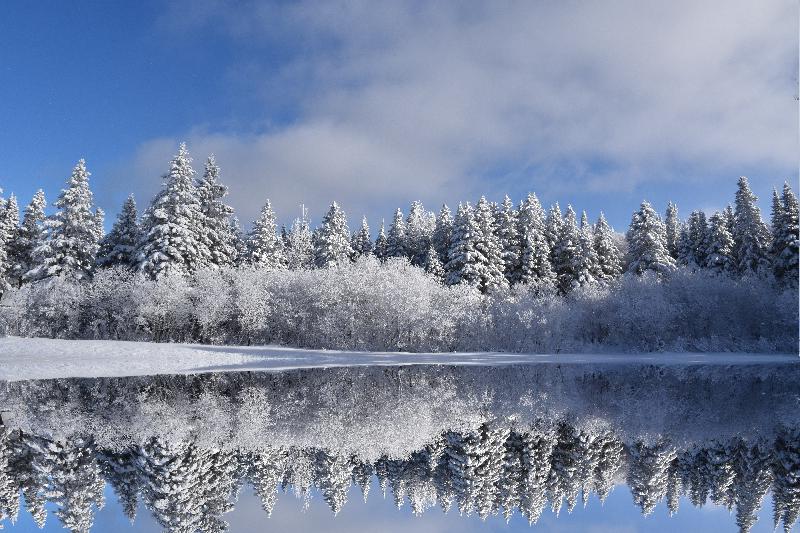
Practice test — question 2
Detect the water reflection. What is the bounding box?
[0,363,798,532]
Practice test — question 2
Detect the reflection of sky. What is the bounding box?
[8,481,780,533]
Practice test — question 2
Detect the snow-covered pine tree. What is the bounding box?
[627,441,677,516]
[386,208,407,259]
[314,202,352,268]
[445,203,474,287]
[677,210,709,268]
[285,216,314,270]
[461,197,507,293]
[574,211,599,287]
[423,244,446,283]
[135,144,210,278]
[246,200,286,269]
[771,183,799,285]
[496,195,520,284]
[593,212,622,282]
[517,193,555,287]
[27,159,104,282]
[705,211,736,274]
[229,216,248,266]
[97,195,141,268]
[351,216,373,257]
[7,189,46,288]
[733,176,771,275]
[625,200,676,276]
[405,201,434,266]
[0,192,18,294]
[552,205,581,293]
[545,203,563,267]
[431,205,453,263]
[196,155,237,268]
[664,202,680,259]
[374,221,389,261]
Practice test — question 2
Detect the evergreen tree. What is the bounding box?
[0,192,17,294]
[423,245,445,283]
[313,202,352,268]
[552,206,581,293]
[496,195,520,283]
[96,195,141,268]
[386,208,406,259]
[545,203,563,266]
[196,155,237,268]
[705,211,736,274]
[733,176,771,275]
[431,205,453,263]
[574,211,599,287]
[593,213,622,281]
[286,216,314,270]
[664,202,681,259]
[351,217,373,257]
[27,159,103,282]
[229,216,248,266]
[135,144,210,278]
[626,200,676,275]
[374,221,389,261]
[447,197,506,293]
[627,441,676,516]
[677,210,709,268]
[771,183,799,285]
[405,201,434,266]
[517,193,555,287]
[7,189,46,288]
[246,200,286,269]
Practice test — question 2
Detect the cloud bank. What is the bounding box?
[121,0,798,227]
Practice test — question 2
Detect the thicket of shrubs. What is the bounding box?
[1,257,794,353]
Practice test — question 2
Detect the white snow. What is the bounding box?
[0,336,796,382]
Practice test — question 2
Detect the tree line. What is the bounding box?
[0,143,796,297]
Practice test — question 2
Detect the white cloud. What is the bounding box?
[125,0,797,226]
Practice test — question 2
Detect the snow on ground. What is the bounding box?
[0,336,796,382]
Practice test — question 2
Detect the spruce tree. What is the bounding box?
[664,202,680,259]
[286,216,314,270]
[246,200,286,269]
[771,183,799,285]
[229,216,247,266]
[517,193,555,287]
[626,200,676,275]
[553,205,581,293]
[593,212,622,281]
[423,245,446,283]
[545,203,563,267]
[470,197,507,292]
[351,216,373,257]
[431,205,453,262]
[196,155,237,267]
[496,195,520,283]
[0,193,18,293]
[705,211,736,274]
[406,201,433,266]
[574,211,599,287]
[313,202,352,268]
[733,176,771,275]
[135,144,210,278]
[7,190,46,287]
[386,208,406,259]
[445,203,475,287]
[97,195,141,268]
[374,221,389,261]
[28,159,104,281]
[677,211,709,268]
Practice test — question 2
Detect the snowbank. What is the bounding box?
[0,336,796,382]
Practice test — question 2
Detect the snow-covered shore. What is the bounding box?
[0,336,796,382]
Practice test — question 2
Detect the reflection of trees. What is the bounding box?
[1,423,798,532]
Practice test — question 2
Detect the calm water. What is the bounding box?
[0,362,798,532]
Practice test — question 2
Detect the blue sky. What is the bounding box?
[8,481,782,533]
[0,0,797,232]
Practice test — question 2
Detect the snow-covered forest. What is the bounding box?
[0,144,797,352]
[1,365,798,532]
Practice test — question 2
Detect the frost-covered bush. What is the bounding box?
[0,262,796,353]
